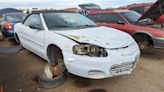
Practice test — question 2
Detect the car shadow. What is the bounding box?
[0,45,23,55]
[69,74,92,88]
[141,48,164,60]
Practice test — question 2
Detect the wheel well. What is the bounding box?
[47,44,63,64]
[132,33,154,46]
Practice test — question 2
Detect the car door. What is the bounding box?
[22,14,45,56]
[88,13,130,33]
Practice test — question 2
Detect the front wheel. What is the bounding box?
[133,34,153,50]
[47,46,66,77]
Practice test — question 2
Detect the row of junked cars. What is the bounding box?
[0,0,164,88]
[0,11,26,39]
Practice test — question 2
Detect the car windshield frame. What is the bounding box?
[120,11,142,24]
[43,12,97,30]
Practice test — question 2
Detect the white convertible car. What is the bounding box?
[14,11,140,79]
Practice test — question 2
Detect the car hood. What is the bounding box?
[139,0,164,20]
[54,26,134,49]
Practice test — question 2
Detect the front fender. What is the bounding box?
[43,31,78,58]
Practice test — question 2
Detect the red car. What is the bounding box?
[86,9,164,49]
[120,3,153,14]
[140,0,164,25]
[121,0,164,25]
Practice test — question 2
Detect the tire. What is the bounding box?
[38,72,67,88]
[14,33,23,48]
[14,33,20,44]
[133,34,152,50]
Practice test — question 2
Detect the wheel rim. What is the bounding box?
[138,41,149,50]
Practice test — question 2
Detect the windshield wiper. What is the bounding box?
[49,25,71,28]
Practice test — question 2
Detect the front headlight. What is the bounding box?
[73,44,108,57]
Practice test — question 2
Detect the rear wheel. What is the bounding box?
[14,33,20,44]
[14,33,23,48]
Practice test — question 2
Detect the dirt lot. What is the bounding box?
[0,34,164,92]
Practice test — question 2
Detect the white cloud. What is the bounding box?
[0,0,157,9]
[0,0,47,2]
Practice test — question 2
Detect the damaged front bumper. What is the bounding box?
[63,42,140,79]
[152,37,164,49]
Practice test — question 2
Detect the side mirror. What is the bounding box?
[29,23,44,30]
[117,21,125,24]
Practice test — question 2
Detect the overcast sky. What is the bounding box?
[0,0,157,9]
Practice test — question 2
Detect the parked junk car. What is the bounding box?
[0,8,22,17]
[14,10,140,79]
[139,0,164,25]
[0,12,26,39]
[121,0,164,25]
[79,3,101,10]
[78,3,102,15]
[86,10,164,49]
[120,3,153,14]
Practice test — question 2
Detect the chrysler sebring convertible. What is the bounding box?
[14,11,140,79]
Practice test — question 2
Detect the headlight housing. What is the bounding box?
[73,44,108,57]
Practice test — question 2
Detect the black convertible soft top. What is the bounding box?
[32,10,75,14]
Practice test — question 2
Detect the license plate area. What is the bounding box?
[110,62,134,75]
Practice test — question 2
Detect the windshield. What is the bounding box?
[43,13,96,30]
[120,11,141,24]
[4,13,25,23]
[144,6,151,13]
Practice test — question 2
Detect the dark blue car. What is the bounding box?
[0,12,25,39]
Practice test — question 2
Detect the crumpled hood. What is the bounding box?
[139,0,164,20]
[54,26,134,49]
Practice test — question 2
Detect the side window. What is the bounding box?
[143,6,151,13]
[24,14,43,28]
[87,14,100,22]
[87,13,124,24]
[130,7,143,14]
[100,13,125,24]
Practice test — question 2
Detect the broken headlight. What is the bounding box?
[73,44,108,57]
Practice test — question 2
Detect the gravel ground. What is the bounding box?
[0,37,164,92]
